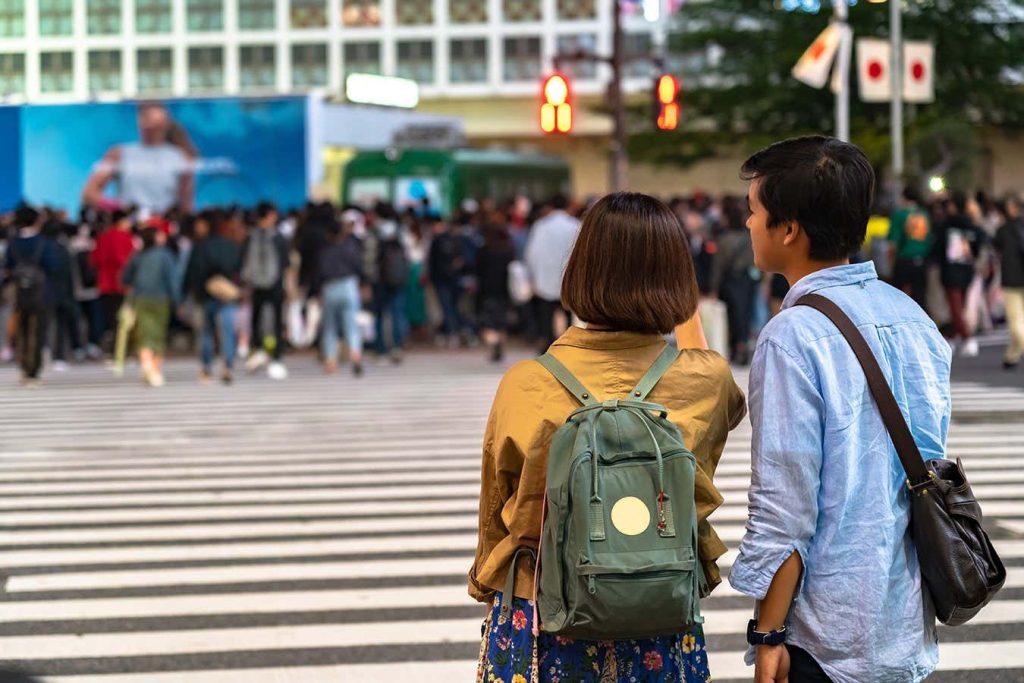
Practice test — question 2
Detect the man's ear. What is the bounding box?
[782,221,802,248]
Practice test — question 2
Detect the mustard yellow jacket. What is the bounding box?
[469,326,747,603]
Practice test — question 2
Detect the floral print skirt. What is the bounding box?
[477,591,712,683]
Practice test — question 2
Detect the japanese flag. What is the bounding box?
[857,38,892,102]
[793,23,843,89]
[903,41,935,103]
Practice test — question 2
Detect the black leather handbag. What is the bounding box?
[796,294,1006,626]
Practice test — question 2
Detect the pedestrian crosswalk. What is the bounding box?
[0,354,1023,682]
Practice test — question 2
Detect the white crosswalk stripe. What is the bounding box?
[0,354,1022,682]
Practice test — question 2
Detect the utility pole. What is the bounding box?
[890,0,904,185]
[833,0,851,142]
[609,0,627,192]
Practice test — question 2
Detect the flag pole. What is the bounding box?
[833,0,850,142]
[890,0,904,183]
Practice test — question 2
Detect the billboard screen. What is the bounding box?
[7,96,307,215]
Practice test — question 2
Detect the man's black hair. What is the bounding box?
[256,201,277,221]
[902,185,923,206]
[549,194,569,211]
[14,205,39,229]
[741,135,875,261]
[949,190,967,215]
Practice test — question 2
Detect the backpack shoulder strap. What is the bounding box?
[794,293,930,485]
[536,353,598,406]
[630,343,681,402]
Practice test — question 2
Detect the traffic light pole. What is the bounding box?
[609,0,627,192]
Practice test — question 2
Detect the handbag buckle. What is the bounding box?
[906,471,937,494]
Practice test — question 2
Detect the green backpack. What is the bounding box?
[502,345,705,641]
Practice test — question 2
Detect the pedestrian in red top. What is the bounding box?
[90,210,137,351]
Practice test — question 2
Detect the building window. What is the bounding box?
[341,0,379,26]
[239,0,274,30]
[39,0,72,36]
[187,0,222,31]
[88,50,121,92]
[625,32,654,78]
[239,44,276,89]
[87,0,121,34]
[556,0,594,21]
[396,40,434,84]
[0,0,25,37]
[136,0,172,33]
[448,0,485,24]
[503,36,540,82]
[291,0,326,28]
[0,53,26,95]
[188,46,223,90]
[291,44,327,87]
[395,0,431,25]
[40,51,73,93]
[502,0,539,22]
[137,48,173,92]
[343,41,380,79]
[557,34,596,79]
[449,38,487,84]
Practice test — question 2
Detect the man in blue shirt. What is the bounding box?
[729,137,951,683]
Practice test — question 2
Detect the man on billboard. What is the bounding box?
[81,102,196,215]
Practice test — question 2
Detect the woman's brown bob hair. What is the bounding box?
[561,192,698,335]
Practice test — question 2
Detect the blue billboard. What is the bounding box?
[3,96,308,215]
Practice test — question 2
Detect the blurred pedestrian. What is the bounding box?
[475,223,514,363]
[472,191,746,682]
[888,185,933,311]
[41,218,81,370]
[2,205,58,386]
[995,196,1024,370]
[90,209,136,352]
[242,201,290,380]
[184,210,242,384]
[524,194,580,353]
[427,213,464,347]
[368,203,410,363]
[121,226,178,386]
[317,218,365,377]
[932,191,987,356]
[711,198,757,366]
[69,221,103,359]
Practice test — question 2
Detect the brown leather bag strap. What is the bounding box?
[794,293,931,484]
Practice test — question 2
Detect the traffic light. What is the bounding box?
[655,74,680,131]
[541,73,573,134]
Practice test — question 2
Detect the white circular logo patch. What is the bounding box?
[610,496,651,536]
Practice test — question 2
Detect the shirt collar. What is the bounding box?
[781,262,878,310]
[551,325,664,351]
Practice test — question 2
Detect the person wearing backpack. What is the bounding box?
[2,205,59,386]
[471,192,746,683]
[241,202,290,380]
[994,196,1024,370]
[730,137,953,683]
[368,204,411,363]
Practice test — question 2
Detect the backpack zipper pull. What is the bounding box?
[657,491,667,532]
[587,575,597,595]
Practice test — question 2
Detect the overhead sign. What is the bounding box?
[345,73,419,109]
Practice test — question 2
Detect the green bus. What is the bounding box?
[341,148,572,216]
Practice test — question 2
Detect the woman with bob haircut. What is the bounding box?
[471,192,747,682]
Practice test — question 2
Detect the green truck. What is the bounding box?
[341,148,572,216]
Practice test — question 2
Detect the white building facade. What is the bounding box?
[0,0,669,103]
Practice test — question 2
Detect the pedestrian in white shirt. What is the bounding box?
[524,195,580,353]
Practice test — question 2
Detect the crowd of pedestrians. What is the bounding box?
[2,175,1022,387]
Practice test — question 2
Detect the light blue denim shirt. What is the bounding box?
[729,262,951,683]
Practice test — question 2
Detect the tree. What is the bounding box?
[627,0,1024,189]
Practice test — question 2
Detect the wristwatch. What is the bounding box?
[746,619,788,646]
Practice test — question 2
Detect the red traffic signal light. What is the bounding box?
[655,74,680,131]
[541,73,573,134]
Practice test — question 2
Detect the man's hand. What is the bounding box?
[755,644,790,683]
